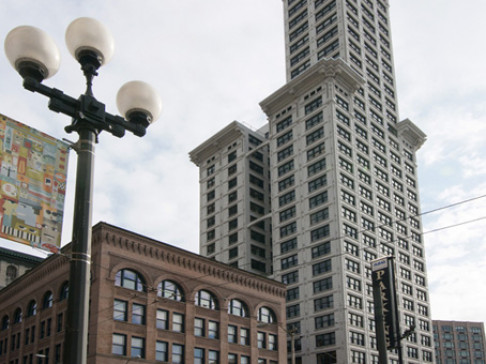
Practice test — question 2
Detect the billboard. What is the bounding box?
[372,256,400,350]
[0,113,69,253]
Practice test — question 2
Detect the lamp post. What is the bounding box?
[4,18,162,364]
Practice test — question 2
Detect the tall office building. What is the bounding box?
[191,0,434,363]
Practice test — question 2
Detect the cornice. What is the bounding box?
[93,223,286,299]
[260,58,365,116]
[189,121,246,166]
[397,118,427,151]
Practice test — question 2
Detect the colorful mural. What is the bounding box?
[0,113,69,253]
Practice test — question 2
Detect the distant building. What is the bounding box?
[433,320,486,364]
[0,222,287,363]
[0,247,43,289]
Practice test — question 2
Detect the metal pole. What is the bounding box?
[63,127,96,364]
[290,331,296,364]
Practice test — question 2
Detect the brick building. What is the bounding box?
[0,222,287,363]
[0,247,43,290]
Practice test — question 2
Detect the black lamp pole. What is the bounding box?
[5,20,160,364]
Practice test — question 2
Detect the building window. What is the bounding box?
[194,318,205,337]
[282,271,299,285]
[240,328,250,346]
[228,325,237,343]
[316,332,335,347]
[313,278,333,293]
[312,259,332,276]
[314,295,334,310]
[208,321,219,339]
[315,313,335,329]
[195,290,218,310]
[158,280,184,301]
[27,300,37,317]
[113,299,128,321]
[311,224,330,242]
[131,336,145,358]
[115,269,146,292]
[311,241,331,258]
[156,309,168,330]
[257,332,266,349]
[258,307,275,323]
[229,218,238,230]
[208,350,219,364]
[309,191,328,209]
[207,243,215,255]
[1,315,9,330]
[287,287,300,302]
[195,348,205,364]
[229,247,238,259]
[268,334,277,351]
[280,222,297,238]
[281,238,297,253]
[172,344,184,364]
[156,341,168,362]
[228,299,248,317]
[13,307,22,323]
[172,313,184,332]
[281,254,298,270]
[308,158,326,176]
[112,333,126,355]
[132,303,146,325]
[6,265,18,282]
[42,291,53,309]
[228,354,237,364]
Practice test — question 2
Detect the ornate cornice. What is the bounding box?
[93,222,286,299]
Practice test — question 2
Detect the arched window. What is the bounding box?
[27,300,37,317]
[59,281,69,301]
[13,308,22,324]
[1,315,9,330]
[258,306,276,323]
[157,280,184,301]
[228,299,248,317]
[195,290,218,310]
[6,265,17,282]
[115,269,146,292]
[43,291,53,309]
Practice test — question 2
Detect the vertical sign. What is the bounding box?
[0,113,69,253]
[372,256,400,349]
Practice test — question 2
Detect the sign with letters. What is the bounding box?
[372,256,400,349]
[0,113,69,253]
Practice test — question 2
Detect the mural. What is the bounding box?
[0,113,69,253]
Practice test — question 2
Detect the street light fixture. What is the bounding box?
[4,17,161,364]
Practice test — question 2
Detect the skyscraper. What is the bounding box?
[190,1,434,363]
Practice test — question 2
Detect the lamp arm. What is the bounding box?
[21,76,148,138]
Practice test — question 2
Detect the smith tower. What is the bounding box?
[191,1,433,363]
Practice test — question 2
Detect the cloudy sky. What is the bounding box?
[1,1,485,325]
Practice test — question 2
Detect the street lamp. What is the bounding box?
[4,17,161,364]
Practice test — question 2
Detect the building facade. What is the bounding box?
[190,122,272,276]
[433,320,486,364]
[0,222,287,364]
[0,247,42,290]
[191,0,434,363]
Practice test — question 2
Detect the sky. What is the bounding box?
[1,1,485,325]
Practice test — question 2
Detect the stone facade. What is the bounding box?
[0,222,287,364]
[0,247,42,290]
